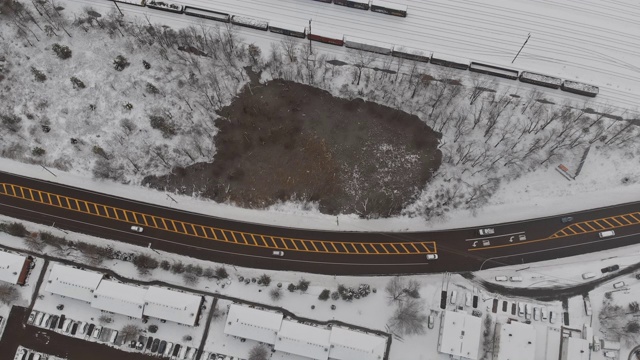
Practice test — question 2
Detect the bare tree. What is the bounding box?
[385,276,406,304]
[348,49,376,86]
[280,36,298,63]
[120,324,141,341]
[388,298,428,335]
[0,284,20,305]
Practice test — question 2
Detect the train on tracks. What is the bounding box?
[118,0,600,97]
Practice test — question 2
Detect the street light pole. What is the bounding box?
[511,33,531,64]
[308,19,313,55]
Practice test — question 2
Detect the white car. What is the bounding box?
[272,250,285,257]
[604,351,617,358]
[426,254,438,260]
[549,311,556,324]
[130,226,144,233]
[533,307,540,321]
[478,228,495,236]
[35,312,44,326]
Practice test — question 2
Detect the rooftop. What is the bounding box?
[274,320,331,360]
[91,280,146,318]
[329,326,387,360]
[0,251,28,285]
[224,304,283,344]
[143,286,202,326]
[494,321,536,360]
[438,311,482,360]
[44,264,103,302]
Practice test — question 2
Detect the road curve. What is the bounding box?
[0,171,639,275]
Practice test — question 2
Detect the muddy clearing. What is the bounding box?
[144,73,442,218]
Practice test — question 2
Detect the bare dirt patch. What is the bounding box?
[143,72,441,218]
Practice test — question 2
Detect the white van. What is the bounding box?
[518,302,525,317]
[450,290,458,304]
[525,304,531,319]
[495,276,508,282]
[599,230,615,238]
[613,281,625,289]
[465,292,472,307]
[582,272,596,280]
[510,276,523,282]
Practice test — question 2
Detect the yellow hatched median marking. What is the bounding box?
[0,183,437,255]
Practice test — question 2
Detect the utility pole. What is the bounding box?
[308,19,313,55]
[112,0,124,16]
[511,33,531,64]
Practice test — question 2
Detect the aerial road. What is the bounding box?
[0,171,639,275]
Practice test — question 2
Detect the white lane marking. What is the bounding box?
[0,202,431,268]
[479,232,640,270]
[466,231,525,241]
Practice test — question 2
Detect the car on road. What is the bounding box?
[272,250,285,257]
[601,265,619,274]
[561,216,574,223]
[599,230,615,238]
[130,225,144,233]
[477,228,495,236]
[426,254,438,260]
[482,240,491,246]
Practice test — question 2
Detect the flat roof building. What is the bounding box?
[144,286,203,326]
[275,320,331,360]
[560,336,590,360]
[91,280,146,318]
[45,264,103,302]
[0,251,31,285]
[494,321,536,360]
[328,326,387,360]
[224,304,283,344]
[438,311,482,360]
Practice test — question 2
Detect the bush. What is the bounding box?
[92,145,109,160]
[1,222,28,237]
[331,291,340,301]
[39,231,69,249]
[148,325,158,333]
[120,324,141,340]
[269,288,282,301]
[171,262,185,274]
[160,260,171,271]
[185,264,203,276]
[52,44,72,59]
[1,114,22,132]
[183,272,198,285]
[297,279,310,292]
[146,82,159,95]
[70,76,86,89]
[133,254,159,275]
[287,283,296,292]
[113,55,130,71]
[258,274,271,286]
[203,267,215,279]
[0,284,19,305]
[149,115,177,138]
[318,289,331,301]
[32,147,46,156]
[215,266,228,279]
[31,67,47,82]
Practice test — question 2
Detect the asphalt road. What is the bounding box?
[0,171,639,275]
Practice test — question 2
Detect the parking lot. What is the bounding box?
[0,307,157,360]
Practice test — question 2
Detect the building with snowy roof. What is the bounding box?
[328,326,387,360]
[91,280,146,318]
[494,321,536,360]
[45,264,103,302]
[224,304,283,344]
[144,286,203,326]
[438,311,482,360]
[0,251,31,285]
[560,336,590,360]
[274,320,331,360]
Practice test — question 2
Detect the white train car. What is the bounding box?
[370,0,407,17]
[230,15,268,31]
[469,62,519,80]
[392,45,432,63]
[268,21,306,38]
[183,6,230,22]
[518,71,563,89]
[561,80,599,97]
[344,36,393,55]
[430,53,470,70]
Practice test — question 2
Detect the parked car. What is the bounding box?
[186,347,197,360]
[86,323,95,338]
[272,250,285,257]
[541,308,548,321]
[146,337,154,350]
[428,314,435,329]
[62,319,72,333]
[613,281,625,289]
[603,351,617,358]
[92,325,102,339]
[49,315,59,330]
[41,314,51,327]
[70,322,79,335]
[582,272,596,280]
[109,330,118,343]
[158,340,167,354]
[172,344,181,357]
[130,226,144,233]
[550,311,556,324]
[533,307,540,321]
[57,315,65,329]
[164,342,174,357]
[561,216,573,223]
[27,311,37,325]
[495,276,508,282]
[151,338,160,352]
[601,265,620,274]
[34,312,44,326]
[510,276,523,282]
[518,303,525,317]
[478,228,495,236]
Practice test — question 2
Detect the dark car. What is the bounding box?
[601,265,620,274]
[58,315,65,329]
[172,344,181,357]
[86,323,95,337]
[146,337,154,350]
[50,316,59,330]
[158,340,167,354]
[70,322,78,335]
[561,216,574,223]
[28,353,34,360]
[636,274,640,280]
[151,338,160,352]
